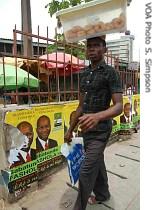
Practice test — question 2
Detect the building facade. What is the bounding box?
[106,35,135,63]
[0,38,46,56]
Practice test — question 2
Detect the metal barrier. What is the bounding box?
[0,27,140,107]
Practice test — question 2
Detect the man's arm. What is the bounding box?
[64,93,84,143]
[79,93,123,132]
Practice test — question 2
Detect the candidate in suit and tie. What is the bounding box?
[36,115,58,153]
[120,103,132,124]
[10,121,36,168]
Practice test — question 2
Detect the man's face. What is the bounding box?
[124,104,131,118]
[86,38,106,62]
[37,118,51,141]
[19,126,34,148]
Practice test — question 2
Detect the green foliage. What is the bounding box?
[47,34,86,60]
[45,0,93,18]
[66,44,86,60]
[45,1,88,59]
[47,44,57,53]
[45,1,70,17]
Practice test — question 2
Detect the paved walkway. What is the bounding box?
[2,132,140,210]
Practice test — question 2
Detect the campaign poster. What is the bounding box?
[64,102,79,136]
[132,94,140,129]
[8,161,38,195]
[109,100,120,134]
[4,104,64,194]
[33,105,64,179]
[112,115,120,134]
[5,108,37,195]
[120,96,133,132]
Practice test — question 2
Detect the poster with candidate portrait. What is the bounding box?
[110,100,120,134]
[4,104,64,196]
[33,105,64,179]
[120,96,133,132]
[132,94,140,129]
[63,102,80,136]
[5,108,37,196]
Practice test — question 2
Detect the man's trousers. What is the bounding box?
[73,139,110,210]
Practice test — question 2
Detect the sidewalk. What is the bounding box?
[3,132,140,210]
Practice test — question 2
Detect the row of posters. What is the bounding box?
[2,95,140,197]
[111,94,140,134]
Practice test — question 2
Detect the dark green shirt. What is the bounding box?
[79,60,122,141]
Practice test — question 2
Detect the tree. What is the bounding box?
[45,0,93,18]
[47,33,86,60]
[45,0,94,59]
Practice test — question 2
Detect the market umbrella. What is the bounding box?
[0,64,39,90]
[39,52,85,76]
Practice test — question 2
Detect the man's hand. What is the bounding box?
[64,130,73,144]
[78,113,100,133]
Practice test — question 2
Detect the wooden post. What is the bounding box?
[21,0,33,57]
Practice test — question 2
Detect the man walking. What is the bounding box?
[65,36,123,210]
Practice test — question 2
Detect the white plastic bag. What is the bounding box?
[61,137,85,185]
